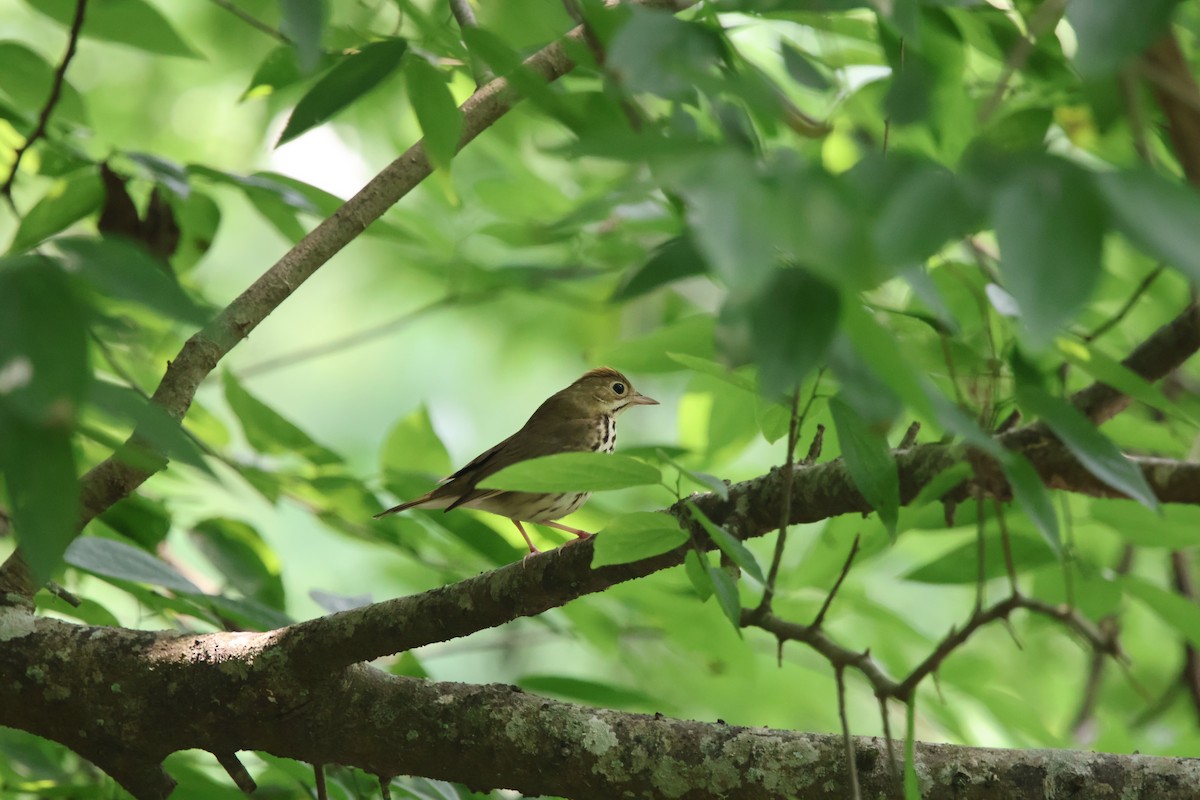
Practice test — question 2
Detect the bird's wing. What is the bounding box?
[440,416,595,512]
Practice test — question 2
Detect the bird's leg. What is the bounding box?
[540,520,594,541]
[511,520,541,554]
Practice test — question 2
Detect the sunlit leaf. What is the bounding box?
[223,371,342,465]
[29,0,201,58]
[483,452,661,492]
[686,501,764,583]
[405,55,463,174]
[10,170,104,253]
[1120,576,1200,648]
[830,395,899,537]
[191,518,285,609]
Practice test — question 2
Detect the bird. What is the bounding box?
[374,367,658,555]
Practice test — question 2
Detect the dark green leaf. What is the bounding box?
[0,255,90,425]
[830,395,900,537]
[191,518,285,609]
[608,7,722,101]
[517,675,657,710]
[0,41,86,123]
[707,564,743,635]
[874,163,979,266]
[0,412,78,583]
[909,462,972,508]
[28,0,201,58]
[279,0,325,73]
[592,511,687,567]
[992,161,1105,346]
[1000,453,1060,553]
[278,38,408,145]
[1057,338,1188,423]
[684,549,714,601]
[1014,359,1158,510]
[55,236,210,324]
[10,170,104,253]
[404,55,463,173]
[746,267,841,398]
[88,380,213,474]
[204,594,293,631]
[903,532,1055,584]
[65,537,202,594]
[779,41,831,90]
[1120,576,1200,648]
[612,235,707,301]
[1095,169,1200,285]
[483,452,661,492]
[380,405,452,477]
[1067,0,1180,78]
[686,501,765,583]
[223,371,342,465]
[97,495,171,549]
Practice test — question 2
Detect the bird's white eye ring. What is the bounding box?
[612,382,626,395]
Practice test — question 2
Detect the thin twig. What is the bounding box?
[878,696,900,789]
[977,0,1068,124]
[314,763,327,800]
[207,0,291,43]
[993,499,1019,597]
[898,421,920,450]
[811,534,860,630]
[759,388,802,612]
[0,0,87,205]
[1083,266,1165,343]
[1170,550,1200,723]
[973,495,986,614]
[804,423,825,464]
[448,0,495,85]
[215,752,257,794]
[836,666,862,800]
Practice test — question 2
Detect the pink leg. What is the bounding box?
[512,520,540,554]
[540,520,594,540]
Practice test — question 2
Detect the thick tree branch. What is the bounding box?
[3,614,1198,800]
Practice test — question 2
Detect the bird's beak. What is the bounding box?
[631,392,659,406]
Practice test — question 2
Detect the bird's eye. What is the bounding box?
[612,382,626,395]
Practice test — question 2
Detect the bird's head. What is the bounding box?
[566,367,658,416]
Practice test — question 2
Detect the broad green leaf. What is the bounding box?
[482,452,661,492]
[0,41,86,123]
[1120,576,1200,648]
[279,0,325,73]
[404,55,464,174]
[204,594,293,631]
[745,267,841,399]
[191,518,285,609]
[97,495,171,549]
[613,236,707,301]
[654,447,730,501]
[0,412,78,583]
[903,532,1056,584]
[10,170,104,253]
[517,675,657,710]
[592,314,714,372]
[1000,453,1060,553]
[65,537,202,594]
[708,564,743,635]
[591,511,687,567]
[840,303,933,420]
[0,256,90,426]
[55,236,211,325]
[684,549,714,600]
[873,160,981,267]
[1090,499,1200,548]
[380,405,452,477]
[667,353,756,395]
[993,160,1104,347]
[28,0,201,58]
[278,38,408,145]
[608,7,722,101]
[686,501,765,583]
[223,372,342,465]
[830,396,900,537]
[1067,0,1180,78]
[909,462,972,508]
[780,41,830,90]
[1013,361,1158,510]
[88,380,213,474]
[1057,338,1189,423]
[1095,170,1200,285]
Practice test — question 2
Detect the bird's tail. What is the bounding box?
[373,497,423,519]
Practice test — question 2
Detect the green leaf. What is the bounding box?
[55,236,211,325]
[667,353,756,395]
[1090,498,1200,548]
[1067,0,1180,78]
[903,532,1056,584]
[1001,453,1060,554]
[28,0,201,58]
[608,7,722,101]
[10,170,104,253]
[779,41,830,90]
[593,315,715,373]
[873,161,979,267]
[65,537,202,594]
[686,501,765,583]
[404,55,463,173]
[655,447,729,500]
[223,372,342,465]
[1057,338,1189,424]
[592,511,687,567]
[830,396,900,537]
[279,0,325,73]
[0,412,78,584]
[746,267,841,398]
[708,564,743,635]
[1013,360,1158,510]
[0,41,86,123]
[277,38,408,145]
[909,462,972,508]
[88,380,213,475]
[97,495,171,549]
[1119,576,1200,649]
[684,549,714,601]
[992,160,1104,347]
[482,452,661,492]
[517,675,657,710]
[612,235,707,301]
[190,518,285,609]
[1094,170,1200,285]
[380,405,452,477]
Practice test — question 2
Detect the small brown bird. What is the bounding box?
[375,367,658,554]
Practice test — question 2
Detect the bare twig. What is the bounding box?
[1083,266,1165,343]
[1,0,87,205]
[993,499,1018,596]
[314,763,327,800]
[214,752,256,794]
[1170,550,1200,723]
[898,421,920,450]
[758,388,802,613]
[207,0,291,43]
[804,423,826,464]
[810,535,860,630]
[836,666,862,800]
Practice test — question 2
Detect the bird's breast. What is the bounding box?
[595,414,616,453]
